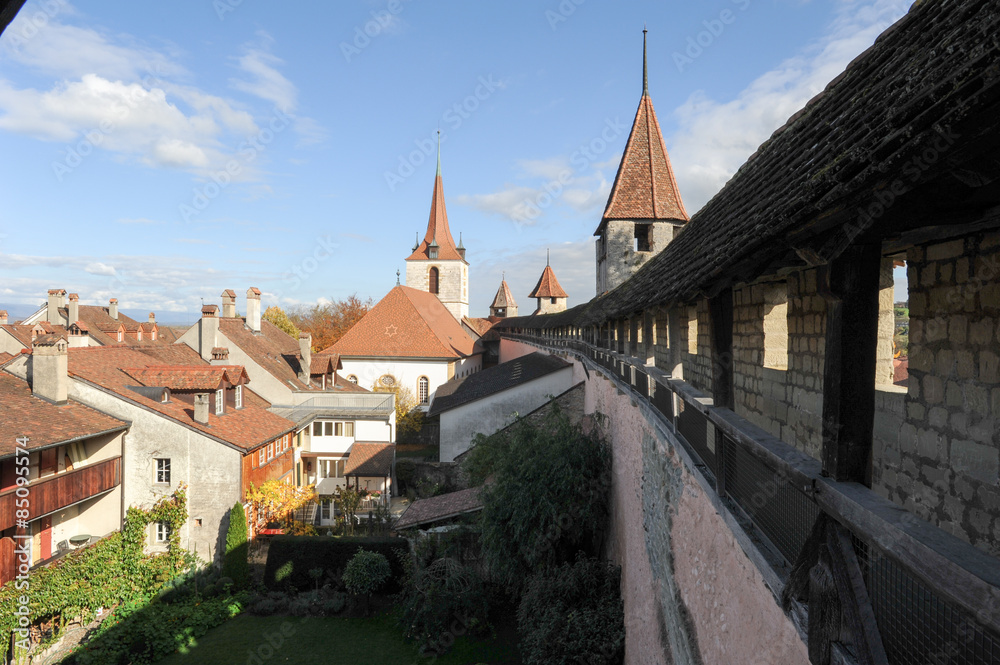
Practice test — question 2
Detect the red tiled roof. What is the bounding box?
[0,352,14,365]
[405,165,464,262]
[0,372,128,459]
[490,280,517,309]
[310,353,341,375]
[1,324,37,348]
[67,347,294,450]
[323,286,477,359]
[394,486,483,530]
[598,88,688,228]
[528,265,568,299]
[218,317,315,391]
[121,365,248,391]
[462,317,494,338]
[344,442,394,477]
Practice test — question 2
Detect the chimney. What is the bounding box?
[211,346,229,361]
[246,287,261,333]
[0,310,7,325]
[109,298,118,320]
[298,332,312,384]
[148,312,156,324]
[221,289,237,318]
[193,393,210,424]
[31,334,68,404]
[47,289,66,324]
[68,293,79,325]
[199,304,219,361]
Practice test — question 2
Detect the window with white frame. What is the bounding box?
[235,385,243,408]
[215,389,224,414]
[155,458,170,484]
[347,375,358,384]
[155,521,170,543]
[418,376,429,404]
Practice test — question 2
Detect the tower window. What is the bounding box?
[634,225,651,252]
[551,298,557,304]
[429,267,439,294]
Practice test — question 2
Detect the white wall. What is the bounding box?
[340,357,451,406]
[70,379,243,563]
[438,365,574,462]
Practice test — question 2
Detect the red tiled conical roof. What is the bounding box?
[529,265,568,299]
[490,280,517,309]
[597,32,688,231]
[407,144,464,262]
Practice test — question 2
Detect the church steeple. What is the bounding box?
[405,137,470,321]
[407,131,464,263]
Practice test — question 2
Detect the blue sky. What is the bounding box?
[0,0,910,322]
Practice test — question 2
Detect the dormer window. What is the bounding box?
[137,329,142,341]
[235,385,243,409]
[117,331,123,342]
[215,388,224,414]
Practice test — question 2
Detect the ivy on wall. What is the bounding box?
[0,484,189,656]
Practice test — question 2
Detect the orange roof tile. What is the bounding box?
[490,280,517,309]
[344,442,394,477]
[405,155,464,262]
[121,365,248,391]
[218,317,316,391]
[322,286,477,359]
[68,347,294,450]
[598,35,687,230]
[462,317,494,338]
[0,372,128,458]
[528,265,568,299]
[310,353,341,375]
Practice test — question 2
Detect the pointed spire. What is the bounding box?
[436,130,442,176]
[529,262,568,299]
[406,137,464,262]
[597,28,688,228]
[642,27,648,96]
[546,248,550,266]
[396,269,401,285]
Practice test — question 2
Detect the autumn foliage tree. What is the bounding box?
[263,305,301,338]
[290,294,373,352]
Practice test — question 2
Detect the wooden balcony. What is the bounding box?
[0,456,121,532]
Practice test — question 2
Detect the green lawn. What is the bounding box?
[156,613,520,665]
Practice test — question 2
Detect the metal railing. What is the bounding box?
[501,330,1000,665]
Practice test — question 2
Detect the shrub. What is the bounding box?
[399,558,490,656]
[343,549,391,597]
[222,503,249,587]
[517,555,624,665]
[263,536,408,592]
[466,407,611,589]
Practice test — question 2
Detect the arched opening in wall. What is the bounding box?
[879,255,909,389]
[377,374,397,390]
[418,376,429,404]
[429,267,439,294]
[762,281,789,370]
[687,306,698,355]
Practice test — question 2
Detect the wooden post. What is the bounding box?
[820,244,881,485]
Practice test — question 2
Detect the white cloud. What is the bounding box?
[0,7,185,81]
[84,262,116,276]
[230,47,298,113]
[668,0,911,214]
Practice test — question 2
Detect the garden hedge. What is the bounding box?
[263,536,409,592]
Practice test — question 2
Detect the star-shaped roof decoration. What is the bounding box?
[385,325,397,337]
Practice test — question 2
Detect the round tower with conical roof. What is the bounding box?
[595,29,689,295]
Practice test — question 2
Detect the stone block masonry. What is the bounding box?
[873,231,1000,556]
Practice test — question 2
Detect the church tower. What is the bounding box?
[405,137,469,320]
[595,30,689,294]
